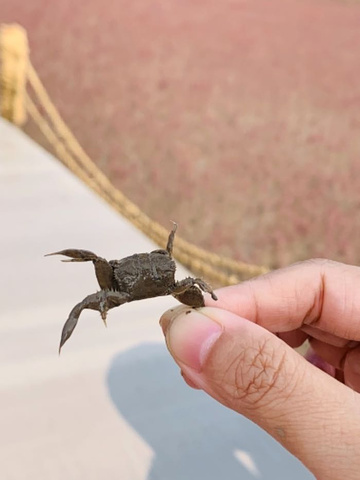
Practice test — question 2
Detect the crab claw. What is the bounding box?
[59,313,79,355]
[58,292,97,354]
[45,249,98,262]
[210,291,218,301]
[57,291,130,353]
[101,313,107,328]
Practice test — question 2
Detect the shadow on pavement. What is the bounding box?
[107,343,313,480]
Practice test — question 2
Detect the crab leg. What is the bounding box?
[45,249,99,262]
[45,249,114,290]
[166,222,178,256]
[173,277,218,301]
[59,290,130,354]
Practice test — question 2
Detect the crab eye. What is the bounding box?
[151,249,168,255]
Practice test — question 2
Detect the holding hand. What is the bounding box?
[160,259,360,480]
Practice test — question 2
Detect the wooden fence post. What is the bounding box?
[0,24,29,125]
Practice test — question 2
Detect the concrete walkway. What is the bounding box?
[0,118,313,479]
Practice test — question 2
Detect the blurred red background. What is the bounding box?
[1,0,360,268]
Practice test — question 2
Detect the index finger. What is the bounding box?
[207,259,360,340]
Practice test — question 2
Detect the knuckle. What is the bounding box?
[214,337,291,411]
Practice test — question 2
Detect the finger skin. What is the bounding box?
[161,306,360,480]
[277,329,308,348]
[162,259,360,479]
[207,259,360,390]
[344,347,360,392]
[309,338,359,370]
[301,325,351,347]
[206,259,360,341]
[310,339,360,392]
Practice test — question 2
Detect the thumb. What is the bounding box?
[160,306,360,480]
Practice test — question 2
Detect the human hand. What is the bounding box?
[160,260,360,480]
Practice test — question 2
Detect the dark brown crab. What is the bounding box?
[46,223,217,353]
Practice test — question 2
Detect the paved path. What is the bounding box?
[0,118,313,479]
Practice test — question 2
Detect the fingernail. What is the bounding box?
[160,305,189,336]
[164,309,223,372]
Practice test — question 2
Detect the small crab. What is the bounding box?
[46,223,217,353]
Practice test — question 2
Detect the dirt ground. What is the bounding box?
[1,0,360,269]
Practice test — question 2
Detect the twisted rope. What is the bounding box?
[1,24,269,286]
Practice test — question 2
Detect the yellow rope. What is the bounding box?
[1,24,270,286]
[0,24,28,125]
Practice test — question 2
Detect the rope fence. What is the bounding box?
[0,23,269,286]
